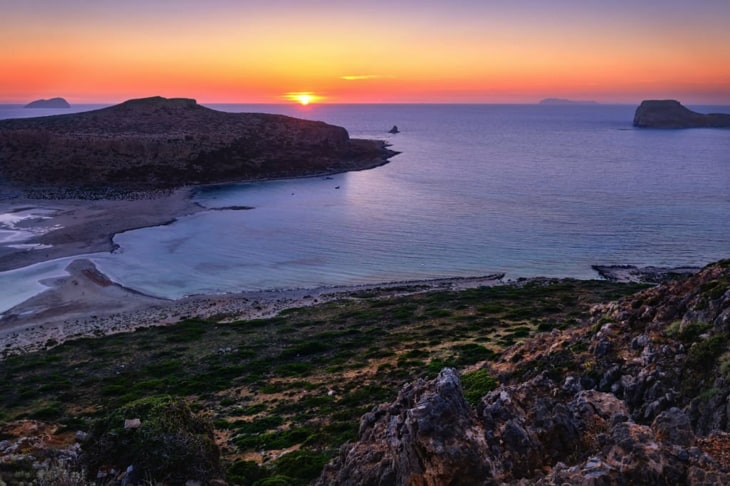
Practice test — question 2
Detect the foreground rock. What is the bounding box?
[633,100,730,128]
[0,96,396,194]
[24,97,70,109]
[318,260,730,484]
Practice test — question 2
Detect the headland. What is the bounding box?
[0,96,397,194]
[633,99,730,128]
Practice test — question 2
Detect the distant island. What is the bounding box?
[633,99,730,128]
[0,96,396,194]
[538,98,598,105]
[24,97,71,108]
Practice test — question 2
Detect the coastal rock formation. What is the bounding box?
[592,264,701,283]
[0,96,396,193]
[317,260,730,484]
[24,97,71,108]
[633,100,730,128]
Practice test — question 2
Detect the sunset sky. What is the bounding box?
[2,0,729,104]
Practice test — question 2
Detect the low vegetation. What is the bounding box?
[0,279,645,485]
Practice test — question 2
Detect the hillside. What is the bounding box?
[321,260,730,484]
[0,262,728,484]
[0,96,395,194]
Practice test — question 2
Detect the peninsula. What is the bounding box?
[633,99,730,128]
[0,96,396,194]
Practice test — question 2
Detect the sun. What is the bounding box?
[284,92,323,106]
[297,93,313,105]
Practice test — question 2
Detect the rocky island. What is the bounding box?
[633,100,730,128]
[0,96,396,194]
[539,98,598,105]
[24,97,71,109]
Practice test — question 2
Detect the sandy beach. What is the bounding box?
[0,187,510,357]
[0,187,699,359]
[0,255,506,358]
[0,187,203,272]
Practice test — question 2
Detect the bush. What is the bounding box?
[81,395,222,483]
[273,450,330,484]
[227,460,270,485]
[460,369,498,406]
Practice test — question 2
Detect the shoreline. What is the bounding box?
[0,186,203,272]
[0,173,706,359]
[0,255,704,359]
[0,259,508,358]
[0,149,394,273]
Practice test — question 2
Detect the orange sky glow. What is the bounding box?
[2,1,729,104]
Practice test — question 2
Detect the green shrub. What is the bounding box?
[666,321,712,343]
[227,460,270,485]
[460,369,498,406]
[81,395,222,483]
[687,334,728,369]
[452,343,495,365]
[253,476,295,486]
[272,450,330,484]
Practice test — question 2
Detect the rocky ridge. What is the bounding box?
[633,100,730,128]
[317,260,730,485]
[0,96,396,194]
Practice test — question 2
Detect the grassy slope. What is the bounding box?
[0,279,646,484]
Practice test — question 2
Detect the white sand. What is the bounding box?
[0,187,203,272]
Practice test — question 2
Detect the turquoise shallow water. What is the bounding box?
[1,104,729,309]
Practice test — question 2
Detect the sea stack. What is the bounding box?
[25,97,71,108]
[0,96,397,193]
[633,100,730,128]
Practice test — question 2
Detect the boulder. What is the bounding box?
[633,100,730,128]
[316,368,493,486]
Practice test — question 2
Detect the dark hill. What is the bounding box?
[633,100,730,128]
[24,97,71,108]
[0,96,395,193]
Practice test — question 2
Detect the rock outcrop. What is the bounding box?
[24,97,71,109]
[318,260,730,484]
[633,100,730,128]
[0,96,396,193]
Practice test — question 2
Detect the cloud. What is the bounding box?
[340,74,392,81]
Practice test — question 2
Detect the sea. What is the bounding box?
[1,103,729,311]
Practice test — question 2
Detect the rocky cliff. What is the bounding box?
[0,97,395,193]
[318,260,730,485]
[633,100,730,128]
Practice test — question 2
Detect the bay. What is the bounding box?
[1,103,728,306]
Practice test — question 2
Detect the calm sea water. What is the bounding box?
[1,103,729,309]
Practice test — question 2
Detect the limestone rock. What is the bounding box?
[633,100,730,128]
[315,368,493,486]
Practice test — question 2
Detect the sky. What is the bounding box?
[2,0,730,104]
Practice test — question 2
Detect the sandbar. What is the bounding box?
[0,187,203,272]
